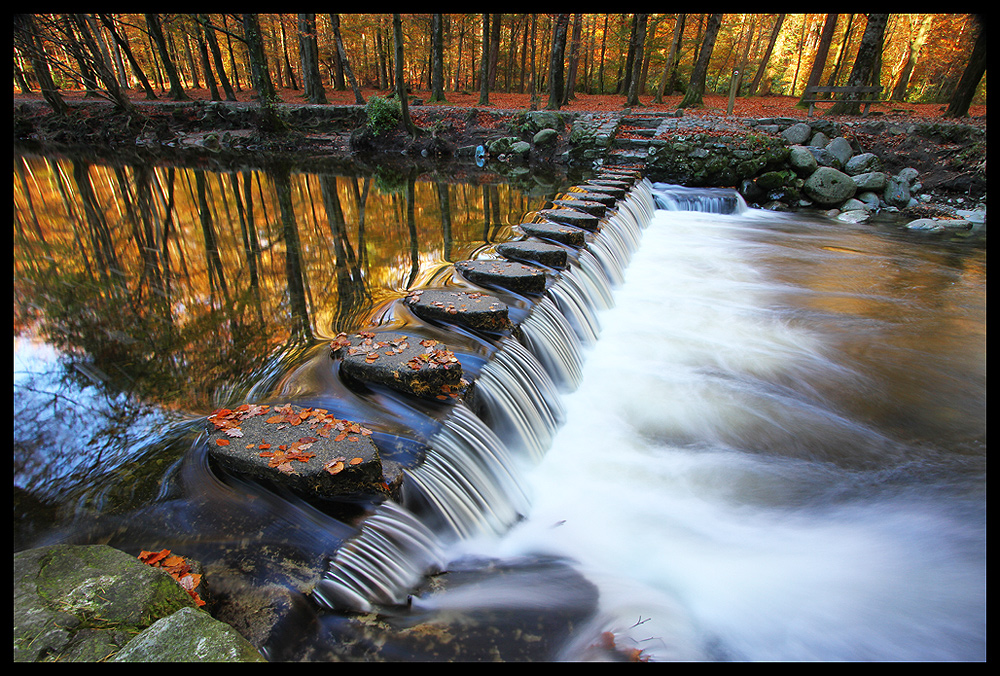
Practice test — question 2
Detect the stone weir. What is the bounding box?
[201,167,656,615]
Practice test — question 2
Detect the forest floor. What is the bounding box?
[13,86,987,202]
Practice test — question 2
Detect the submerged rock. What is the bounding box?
[404,289,512,333]
[455,259,549,295]
[113,607,265,662]
[206,402,389,500]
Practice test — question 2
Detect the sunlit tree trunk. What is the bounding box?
[890,15,933,102]
[98,14,158,100]
[797,14,838,106]
[545,13,569,110]
[563,13,582,104]
[749,13,784,96]
[329,14,364,104]
[394,14,417,135]
[625,14,648,107]
[199,15,237,101]
[13,14,69,114]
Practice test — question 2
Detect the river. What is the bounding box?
[13,151,985,661]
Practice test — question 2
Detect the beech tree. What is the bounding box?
[297,14,327,104]
[545,13,570,110]
[945,15,986,118]
[678,13,723,109]
[827,13,888,115]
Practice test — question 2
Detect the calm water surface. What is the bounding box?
[13,152,985,661]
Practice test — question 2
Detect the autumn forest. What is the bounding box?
[12,14,987,118]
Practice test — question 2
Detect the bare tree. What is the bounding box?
[678,13,723,109]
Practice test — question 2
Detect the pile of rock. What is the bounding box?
[743,120,984,233]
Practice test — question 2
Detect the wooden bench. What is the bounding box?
[801,86,884,117]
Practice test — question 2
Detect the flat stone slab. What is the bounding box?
[518,221,586,248]
[564,190,617,207]
[404,289,512,332]
[587,178,632,190]
[538,208,601,232]
[551,197,607,217]
[595,170,640,185]
[332,331,465,400]
[496,240,568,269]
[455,259,548,295]
[206,403,387,500]
[578,183,627,199]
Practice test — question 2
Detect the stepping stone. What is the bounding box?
[596,170,640,185]
[206,403,387,500]
[552,197,607,217]
[455,259,548,295]
[519,221,586,248]
[538,208,601,232]
[579,183,627,199]
[332,331,465,400]
[404,289,512,332]
[497,240,568,269]
[565,190,617,207]
[587,178,631,190]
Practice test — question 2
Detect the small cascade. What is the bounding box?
[547,274,601,347]
[315,501,445,612]
[652,182,748,214]
[472,336,565,461]
[402,403,531,540]
[519,295,585,392]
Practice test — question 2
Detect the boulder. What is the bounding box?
[845,152,882,175]
[206,401,389,499]
[13,544,249,662]
[825,136,854,167]
[781,122,812,145]
[404,289,512,333]
[808,131,830,148]
[113,607,265,662]
[852,171,888,192]
[803,166,857,206]
[884,175,912,208]
[788,145,818,175]
[455,259,549,295]
[532,128,559,147]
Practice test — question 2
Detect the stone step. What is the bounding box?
[518,221,587,248]
[496,240,569,270]
[455,259,549,295]
[404,289,512,333]
[334,331,465,399]
[538,207,601,232]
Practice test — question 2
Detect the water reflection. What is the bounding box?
[12,150,558,545]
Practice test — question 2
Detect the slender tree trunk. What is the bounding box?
[655,14,685,102]
[528,13,539,110]
[678,13,723,108]
[69,14,139,116]
[329,14,364,104]
[945,16,987,118]
[545,13,570,110]
[798,14,838,105]
[479,14,491,105]
[195,21,220,100]
[394,14,417,135]
[890,14,933,102]
[563,13,582,104]
[825,14,855,92]
[298,14,327,104]
[625,14,648,107]
[431,13,446,102]
[199,16,237,101]
[98,14,158,100]
[749,13,784,96]
[488,13,501,91]
[145,14,189,100]
[827,13,888,115]
[13,14,68,114]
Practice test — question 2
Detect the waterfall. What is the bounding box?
[652,182,748,214]
[315,179,658,615]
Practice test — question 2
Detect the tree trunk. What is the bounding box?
[394,14,417,135]
[329,14,364,104]
[945,16,986,118]
[488,13,501,91]
[625,14,648,107]
[13,14,69,114]
[797,14,838,106]
[145,13,188,100]
[195,22,220,100]
[431,13,446,102]
[654,14,684,103]
[98,14,158,100]
[562,13,582,104]
[298,14,327,104]
[198,16,237,101]
[749,13,784,96]
[70,14,139,117]
[479,14,490,105]
[678,13,722,108]
[545,13,570,110]
[827,13,888,115]
[890,14,933,102]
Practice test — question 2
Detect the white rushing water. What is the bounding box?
[448,203,986,661]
